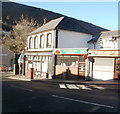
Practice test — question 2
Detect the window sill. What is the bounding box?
[27,48,54,51]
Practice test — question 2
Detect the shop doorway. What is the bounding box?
[114,58,120,80]
[78,56,85,79]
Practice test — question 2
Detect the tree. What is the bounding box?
[2,15,40,53]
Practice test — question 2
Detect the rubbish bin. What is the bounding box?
[30,68,34,79]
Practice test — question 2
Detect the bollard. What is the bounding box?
[30,68,34,79]
[46,73,49,78]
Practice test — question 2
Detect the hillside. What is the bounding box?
[2,1,109,33]
[2,1,63,31]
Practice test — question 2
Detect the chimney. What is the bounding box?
[43,18,47,24]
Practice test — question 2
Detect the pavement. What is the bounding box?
[2,71,120,85]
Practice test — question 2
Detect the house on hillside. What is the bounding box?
[23,16,108,79]
[87,30,120,80]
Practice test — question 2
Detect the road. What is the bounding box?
[2,73,120,112]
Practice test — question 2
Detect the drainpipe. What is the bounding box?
[93,42,95,49]
[53,29,58,78]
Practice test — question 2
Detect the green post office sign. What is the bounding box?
[53,48,88,55]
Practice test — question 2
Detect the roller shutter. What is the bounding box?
[93,58,114,80]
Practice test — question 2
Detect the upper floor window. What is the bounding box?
[34,36,38,49]
[29,37,33,48]
[40,34,45,48]
[46,33,52,48]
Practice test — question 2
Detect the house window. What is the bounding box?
[46,33,52,48]
[40,34,45,48]
[34,36,38,49]
[29,37,33,48]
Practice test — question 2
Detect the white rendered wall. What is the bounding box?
[89,37,120,50]
[58,30,92,48]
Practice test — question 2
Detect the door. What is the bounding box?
[78,56,85,79]
[114,58,120,79]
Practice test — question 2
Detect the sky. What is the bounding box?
[10,1,118,30]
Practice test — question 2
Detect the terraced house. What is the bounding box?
[23,16,108,80]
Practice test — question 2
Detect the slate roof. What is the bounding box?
[88,33,102,43]
[30,16,109,35]
[30,17,64,35]
[101,30,120,37]
[88,30,120,43]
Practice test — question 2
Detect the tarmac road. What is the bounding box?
[2,75,120,112]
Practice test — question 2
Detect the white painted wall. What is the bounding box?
[27,30,56,51]
[89,37,120,50]
[58,30,92,48]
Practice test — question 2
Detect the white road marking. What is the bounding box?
[58,84,105,90]
[76,85,92,90]
[89,85,105,90]
[11,86,33,92]
[66,84,79,89]
[52,95,114,109]
[59,84,67,88]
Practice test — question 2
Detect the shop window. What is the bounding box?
[57,55,85,67]
[37,62,41,71]
[79,56,85,62]
[64,56,70,66]
[33,62,37,71]
[71,56,78,67]
[57,55,63,65]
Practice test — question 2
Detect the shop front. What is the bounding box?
[24,51,54,79]
[53,48,88,80]
[88,50,120,80]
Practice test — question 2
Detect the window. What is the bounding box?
[64,56,71,66]
[57,55,80,67]
[46,33,52,48]
[57,55,63,65]
[71,56,78,67]
[40,34,45,48]
[34,36,38,49]
[29,37,33,48]
[56,55,85,67]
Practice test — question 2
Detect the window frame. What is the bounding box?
[46,33,52,48]
[29,37,33,49]
[40,34,45,48]
[34,36,38,49]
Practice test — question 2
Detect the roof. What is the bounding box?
[88,30,120,43]
[101,30,120,37]
[30,16,109,35]
[30,17,64,35]
[88,33,102,43]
